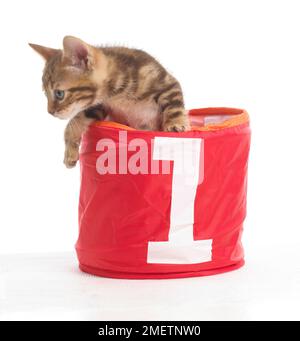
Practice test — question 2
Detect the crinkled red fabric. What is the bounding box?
[76,108,251,279]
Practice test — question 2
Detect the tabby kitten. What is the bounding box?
[29,36,190,168]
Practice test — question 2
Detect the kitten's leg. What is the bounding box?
[158,86,190,132]
[64,107,106,168]
[63,112,93,168]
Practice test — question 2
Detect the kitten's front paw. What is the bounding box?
[64,148,79,168]
[163,117,191,132]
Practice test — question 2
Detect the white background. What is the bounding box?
[0,0,300,321]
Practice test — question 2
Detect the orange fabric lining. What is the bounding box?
[94,121,136,131]
[93,107,249,132]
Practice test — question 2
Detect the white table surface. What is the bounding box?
[1,246,299,321]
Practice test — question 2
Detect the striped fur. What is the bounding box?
[30,36,190,167]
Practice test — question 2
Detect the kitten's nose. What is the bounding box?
[47,106,55,115]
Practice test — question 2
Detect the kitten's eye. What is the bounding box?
[54,90,65,101]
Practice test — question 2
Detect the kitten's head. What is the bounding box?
[29,36,103,119]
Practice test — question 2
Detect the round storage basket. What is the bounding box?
[76,107,251,279]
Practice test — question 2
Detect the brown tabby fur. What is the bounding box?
[29,36,190,168]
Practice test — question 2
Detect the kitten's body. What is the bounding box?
[105,98,160,130]
[30,37,189,167]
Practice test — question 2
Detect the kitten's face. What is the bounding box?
[30,36,99,120]
[42,54,97,119]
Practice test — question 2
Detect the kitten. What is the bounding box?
[29,36,190,168]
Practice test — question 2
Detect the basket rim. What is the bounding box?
[92,107,249,132]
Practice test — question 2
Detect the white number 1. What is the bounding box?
[147,137,212,264]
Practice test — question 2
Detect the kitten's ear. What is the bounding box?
[28,43,59,61]
[62,36,93,71]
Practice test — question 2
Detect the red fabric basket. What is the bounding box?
[76,108,251,279]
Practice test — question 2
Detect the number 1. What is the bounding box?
[147,137,212,264]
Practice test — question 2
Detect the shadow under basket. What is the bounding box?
[76,107,251,279]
